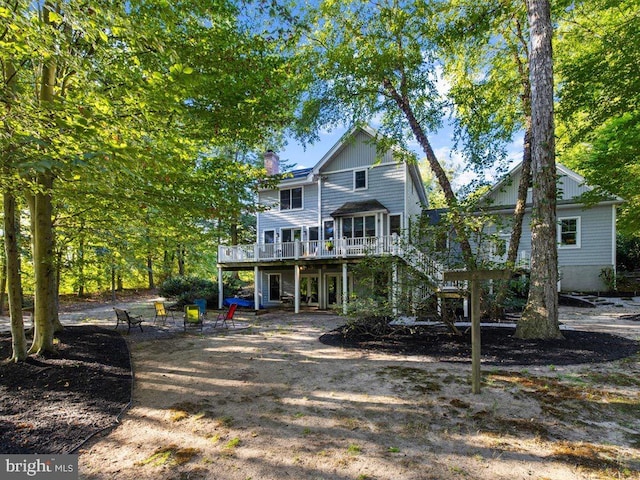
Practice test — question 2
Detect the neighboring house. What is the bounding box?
[216,125,433,312]
[478,162,623,292]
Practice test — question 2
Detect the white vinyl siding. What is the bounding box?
[495,206,613,266]
[258,183,319,239]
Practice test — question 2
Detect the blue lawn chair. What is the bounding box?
[194,298,207,318]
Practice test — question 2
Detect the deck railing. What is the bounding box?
[218,236,400,263]
[218,235,444,286]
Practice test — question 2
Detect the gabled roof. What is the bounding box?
[276,124,428,206]
[481,161,623,208]
[331,200,389,217]
[310,125,380,176]
[487,162,586,197]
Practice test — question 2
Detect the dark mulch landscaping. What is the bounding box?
[320,325,640,366]
[0,326,132,454]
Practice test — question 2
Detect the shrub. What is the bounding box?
[599,267,616,292]
[159,276,240,307]
[617,233,640,272]
[341,296,394,338]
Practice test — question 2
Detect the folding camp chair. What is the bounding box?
[183,304,203,332]
[153,301,175,325]
[214,303,237,328]
[194,298,207,318]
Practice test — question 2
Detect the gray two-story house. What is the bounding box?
[217,125,431,312]
[479,162,623,292]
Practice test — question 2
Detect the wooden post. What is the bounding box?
[444,269,510,394]
[218,267,224,310]
[294,264,300,314]
[470,277,481,394]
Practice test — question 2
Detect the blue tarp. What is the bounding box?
[224,297,257,308]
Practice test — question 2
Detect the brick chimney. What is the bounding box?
[264,150,280,175]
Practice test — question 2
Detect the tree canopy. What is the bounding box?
[556,0,640,234]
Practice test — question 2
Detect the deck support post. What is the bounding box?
[294,264,300,314]
[218,267,224,309]
[342,263,348,315]
[391,261,398,316]
[318,266,325,309]
[254,266,260,312]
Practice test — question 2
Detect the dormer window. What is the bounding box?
[280,187,303,210]
[354,169,368,190]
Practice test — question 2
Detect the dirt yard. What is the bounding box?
[2,302,640,480]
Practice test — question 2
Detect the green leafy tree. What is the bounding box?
[439,0,533,275]
[298,0,476,268]
[2,0,303,360]
[556,0,640,234]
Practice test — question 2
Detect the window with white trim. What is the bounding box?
[558,216,581,248]
[280,187,303,210]
[389,214,402,236]
[264,230,275,244]
[354,169,368,190]
[281,227,302,243]
[343,215,376,238]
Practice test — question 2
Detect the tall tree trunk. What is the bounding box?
[111,265,117,301]
[4,192,27,361]
[383,79,476,269]
[495,20,533,311]
[3,43,27,360]
[77,227,85,297]
[177,245,185,276]
[29,11,58,353]
[230,222,240,280]
[0,238,6,316]
[29,172,57,354]
[147,254,155,289]
[516,0,562,339]
[162,248,173,283]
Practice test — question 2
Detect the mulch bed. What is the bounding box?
[320,325,640,366]
[0,326,132,454]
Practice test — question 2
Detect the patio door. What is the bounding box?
[325,274,352,307]
[281,228,302,243]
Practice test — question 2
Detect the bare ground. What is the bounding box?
[2,301,640,480]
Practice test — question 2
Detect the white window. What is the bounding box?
[343,215,376,238]
[354,169,368,190]
[558,216,581,248]
[264,230,275,244]
[280,187,303,210]
[323,220,334,241]
[389,214,402,236]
